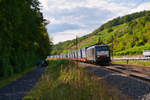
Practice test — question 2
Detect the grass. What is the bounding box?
[0,66,36,88]
[24,59,132,100]
[113,60,150,67]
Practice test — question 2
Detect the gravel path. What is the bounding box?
[81,63,150,100]
[0,67,45,100]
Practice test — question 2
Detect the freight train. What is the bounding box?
[48,44,111,65]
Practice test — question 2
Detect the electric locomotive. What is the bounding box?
[86,44,111,64]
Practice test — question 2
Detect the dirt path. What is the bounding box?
[0,67,45,100]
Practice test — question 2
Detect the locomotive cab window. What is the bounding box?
[96,46,109,57]
[96,46,109,51]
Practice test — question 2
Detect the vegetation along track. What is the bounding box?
[80,62,150,100]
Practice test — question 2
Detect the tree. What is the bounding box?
[0,0,52,77]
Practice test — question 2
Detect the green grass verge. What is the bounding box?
[23,60,132,100]
[0,66,36,88]
[113,60,150,66]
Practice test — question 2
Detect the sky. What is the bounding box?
[38,0,150,44]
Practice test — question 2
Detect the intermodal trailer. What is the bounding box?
[80,47,88,62]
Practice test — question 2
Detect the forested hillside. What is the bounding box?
[51,11,150,56]
[0,0,52,77]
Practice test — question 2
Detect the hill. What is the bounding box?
[51,10,150,56]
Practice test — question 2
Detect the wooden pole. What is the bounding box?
[76,35,79,68]
[112,36,114,61]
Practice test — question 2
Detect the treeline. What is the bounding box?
[0,0,52,77]
[111,11,150,55]
[52,10,150,56]
[96,11,150,32]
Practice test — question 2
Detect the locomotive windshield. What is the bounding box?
[96,46,109,51]
[96,46,109,56]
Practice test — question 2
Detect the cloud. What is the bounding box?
[38,0,150,44]
[39,0,49,11]
[131,2,150,13]
[51,29,92,44]
[47,23,81,33]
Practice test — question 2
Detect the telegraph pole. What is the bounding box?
[75,35,79,68]
[76,35,78,51]
[98,37,101,44]
[112,35,114,61]
[98,36,104,45]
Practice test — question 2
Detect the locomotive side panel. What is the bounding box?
[86,46,96,62]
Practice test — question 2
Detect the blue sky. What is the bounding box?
[39,0,150,44]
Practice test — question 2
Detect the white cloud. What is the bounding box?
[131,2,150,13]
[38,0,150,44]
[39,0,49,11]
[51,29,92,44]
[46,16,86,27]
[45,16,60,24]
[39,0,130,13]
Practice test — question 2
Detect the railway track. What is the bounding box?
[100,63,150,83]
[81,62,150,83]
[107,67,148,83]
[80,62,150,99]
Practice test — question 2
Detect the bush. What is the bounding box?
[107,28,113,32]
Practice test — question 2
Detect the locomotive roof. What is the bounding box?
[86,44,108,49]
